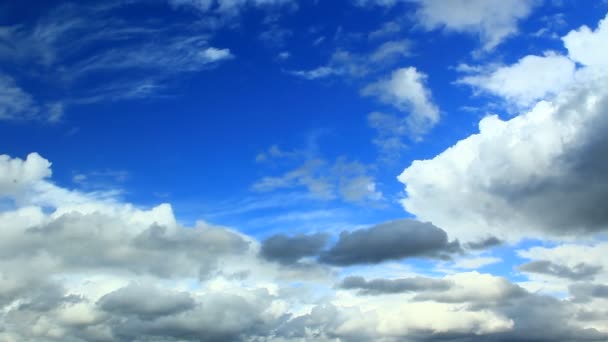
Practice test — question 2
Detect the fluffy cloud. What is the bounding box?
[363,67,440,140]
[458,53,577,109]
[399,65,608,242]
[458,12,608,110]
[411,0,539,51]
[1,152,607,341]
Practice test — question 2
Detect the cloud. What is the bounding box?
[562,12,608,68]
[288,66,338,80]
[399,56,608,242]
[252,154,383,204]
[0,152,52,198]
[363,67,440,140]
[569,283,608,301]
[0,2,236,120]
[97,284,195,319]
[260,232,329,265]
[320,219,460,265]
[519,260,602,280]
[465,236,503,250]
[457,12,608,110]
[458,53,577,109]
[0,74,63,122]
[288,40,411,81]
[339,275,452,295]
[411,0,540,51]
[1,152,607,340]
[517,242,608,295]
[170,0,296,16]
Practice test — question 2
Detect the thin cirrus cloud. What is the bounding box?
[0,2,234,121]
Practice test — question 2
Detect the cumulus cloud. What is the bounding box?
[320,219,460,265]
[0,74,63,122]
[363,67,440,140]
[399,67,608,242]
[458,12,608,110]
[411,0,540,51]
[1,152,608,340]
[465,236,503,250]
[458,53,577,109]
[252,155,383,204]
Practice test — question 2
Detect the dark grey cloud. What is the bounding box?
[569,283,608,302]
[339,276,452,295]
[518,260,602,280]
[260,232,329,265]
[465,236,503,250]
[98,284,195,319]
[320,219,460,266]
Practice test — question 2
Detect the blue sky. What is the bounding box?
[2,1,608,341]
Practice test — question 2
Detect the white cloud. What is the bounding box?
[562,13,608,68]
[399,71,608,243]
[458,12,608,110]
[458,53,576,109]
[200,47,234,62]
[1,152,607,340]
[288,66,338,80]
[398,13,608,242]
[363,67,440,140]
[411,0,540,51]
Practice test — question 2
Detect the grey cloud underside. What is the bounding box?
[260,232,329,265]
[98,284,196,319]
[259,219,461,267]
[320,219,461,265]
[569,283,608,302]
[465,236,503,250]
[1,205,607,341]
[518,260,602,280]
[339,275,452,295]
[3,212,250,279]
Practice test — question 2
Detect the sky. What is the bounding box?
[1,0,608,341]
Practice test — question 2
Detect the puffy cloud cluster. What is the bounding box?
[399,13,608,242]
[363,67,440,141]
[459,13,608,110]
[2,152,607,341]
